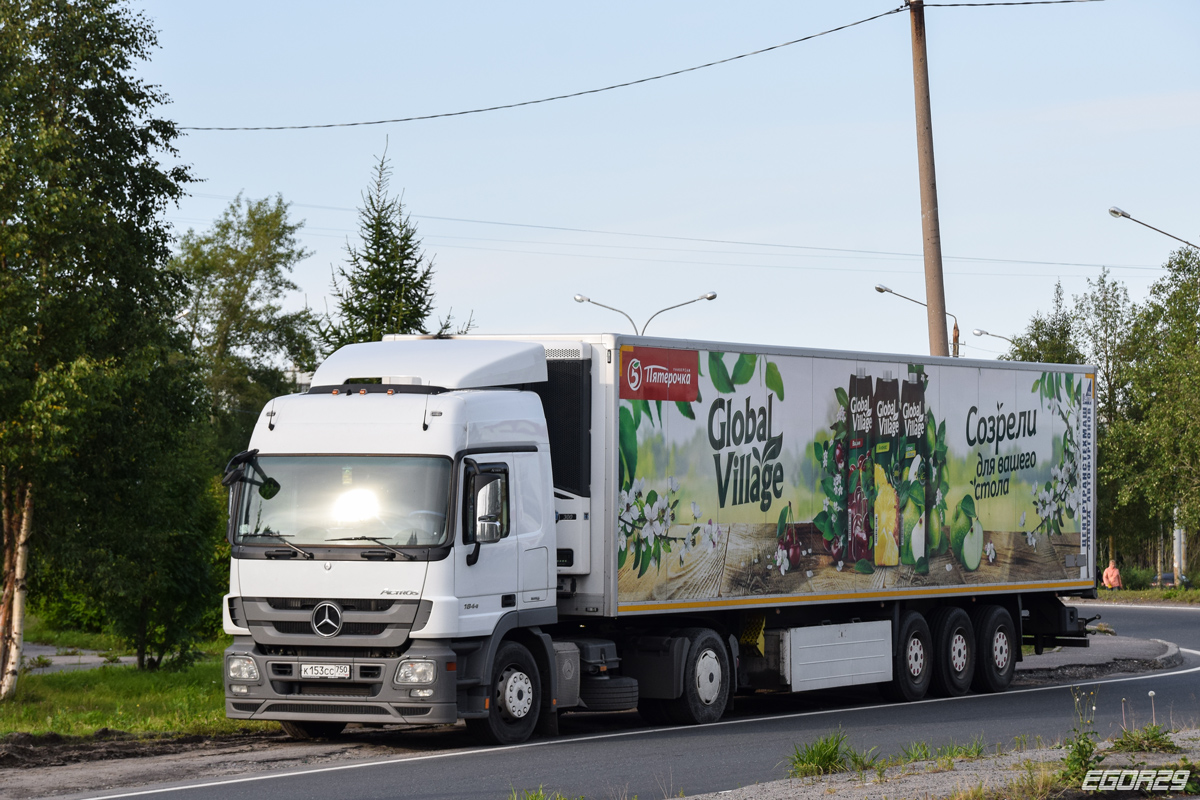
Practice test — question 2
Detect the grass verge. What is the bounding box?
[23,615,126,654]
[1087,587,1200,604]
[0,660,274,737]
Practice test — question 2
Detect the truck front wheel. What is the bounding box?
[667,628,729,725]
[468,641,541,745]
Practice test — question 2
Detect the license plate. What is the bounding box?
[301,663,350,679]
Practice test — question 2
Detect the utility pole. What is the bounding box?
[907,0,949,358]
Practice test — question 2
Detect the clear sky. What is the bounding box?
[138,1,1199,359]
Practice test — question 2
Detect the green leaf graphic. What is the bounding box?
[914,556,929,575]
[676,400,696,420]
[763,434,782,463]
[766,361,785,400]
[959,494,976,519]
[835,387,849,408]
[777,505,789,538]
[617,545,627,570]
[619,405,637,489]
[731,353,756,385]
[709,352,735,394]
[854,559,874,574]
[637,399,654,427]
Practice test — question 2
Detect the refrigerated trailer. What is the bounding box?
[221,334,1096,744]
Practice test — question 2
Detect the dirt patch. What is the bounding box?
[0,728,287,770]
[1014,658,1173,687]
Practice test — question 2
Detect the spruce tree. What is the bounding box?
[320,151,443,352]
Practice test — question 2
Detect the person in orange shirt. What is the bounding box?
[1102,560,1122,590]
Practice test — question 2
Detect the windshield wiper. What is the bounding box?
[325,536,416,561]
[248,531,314,560]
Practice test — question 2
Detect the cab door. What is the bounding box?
[455,457,519,636]
[514,451,554,608]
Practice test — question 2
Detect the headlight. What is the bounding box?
[227,655,259,681]
[394,659,436,684]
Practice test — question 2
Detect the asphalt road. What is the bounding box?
[75,603,1200,800]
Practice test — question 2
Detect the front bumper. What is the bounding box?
[224,638,458,726]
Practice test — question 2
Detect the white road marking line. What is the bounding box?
[76,649,1200,800]
[1067,602,1200,612]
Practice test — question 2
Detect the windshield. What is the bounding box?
[234,456,453,548]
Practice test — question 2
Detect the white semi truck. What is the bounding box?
[222,335,1097,744]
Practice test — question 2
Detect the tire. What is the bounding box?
[929,607,975,697]
[880,610,932,702]
[667,628,730,725]
[279,721,345,739]
[466,641,541,745]
[638,697,673,726]
[579,675,639,711]
[970,605,1016,693]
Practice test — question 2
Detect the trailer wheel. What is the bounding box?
[970,605,1015,693]
[280,721,344,740]
[881,610,932,702]
[929,607,975,697]
[667,628,730,725]
[467,641,541,745]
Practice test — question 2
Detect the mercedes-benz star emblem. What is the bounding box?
[311,601,343,638]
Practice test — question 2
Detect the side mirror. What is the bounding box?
[476,480,503,544]
[258,477,281,500]
[463,459,509,565]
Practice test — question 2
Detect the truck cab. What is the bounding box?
[223,339,566,743]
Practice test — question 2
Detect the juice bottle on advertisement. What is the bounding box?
[872,372,901,567]
[899,369,928,565]
[847,367,874,563]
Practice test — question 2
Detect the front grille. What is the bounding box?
[295,682,375,697]
[263,703,390,716]
[232,702,262,712]
[266,598,396,612]
[261,645,405,659]
[272,621,388,636]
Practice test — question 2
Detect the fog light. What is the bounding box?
[394,659,436,684]
[227,655,259,681]
[410,688,434,698]
[231,684,250,695]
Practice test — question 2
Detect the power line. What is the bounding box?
[184,192,1160,271]
[924,1,1103,6]
[179,7,906,131]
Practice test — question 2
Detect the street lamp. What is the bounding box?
[875,284,960,357]
[1109,206,1196,589]
[574,292,717,336]
[973,328,1014,345]
[1108,207,1198,249]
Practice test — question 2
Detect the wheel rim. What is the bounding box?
[992,627,1010,670]
[694,648,723,706]
[498,667,534,720]
[950,631,968,674]
[906,634,926,678]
